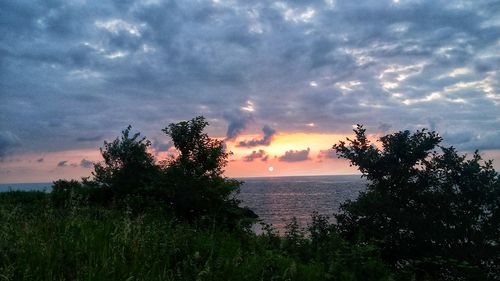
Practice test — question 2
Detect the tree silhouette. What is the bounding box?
[92,125,158,199]
[161,116,256,227]
[162,116,228,179]
[333,125,500,280]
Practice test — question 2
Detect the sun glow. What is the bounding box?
[223,132,362,177]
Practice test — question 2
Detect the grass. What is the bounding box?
[0,191,394,281]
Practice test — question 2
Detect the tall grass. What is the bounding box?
[0,192,393,281]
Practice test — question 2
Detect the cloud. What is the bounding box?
[57,160,81,168]
[80,158,93,168]
[223,110,253,140]
[37,158,44,163]
[318,148,337,159]
[279,148,311,162]
[0,0,498,174]
[237,125,276,147]
[442,129,500,151]
[242,149,268,162]
[378,123,391,133]
[0,131,21,157]
[152,139,173,153]
[76,135,103,142]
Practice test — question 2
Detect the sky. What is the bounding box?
[0,0,499,183]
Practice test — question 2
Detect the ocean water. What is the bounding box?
[0,175,367,232]
[0,182,52,192]
[238,175,366,232]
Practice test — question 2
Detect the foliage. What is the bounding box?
[283,217,307,258]
[162,116,228,179]
[160,116,257,227]
[45,117,255,229]
[92,125,159,199]
[51,179,112,208]
[0,198,394,281]
[51,179,83,208]
[333,125,500,280]
[0,190,48,210]
[277,214,393,281]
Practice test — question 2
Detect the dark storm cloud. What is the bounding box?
[442,129,500,151]
[378,123,392,133]
[0,0,498,161]
[0,131,21,157]
[223,111,253,140]
[76,135,104,142]
[279,148,311,162]
[243,149,267,162]
[80,159,93,168]
[237,125,276,147]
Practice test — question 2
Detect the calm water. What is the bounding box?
[0,175,367,232]
[0,182,52,192]
[238,175,366,232]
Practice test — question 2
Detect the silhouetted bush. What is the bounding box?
[277,215,393,281]
[51,179,81,208]
[0,190,48,207]
[51,179,112,208]
[334,125,500,280]
[53,117,257,230]
[92,125,160,200]
[159,116,257,229]
[283,217,307,258]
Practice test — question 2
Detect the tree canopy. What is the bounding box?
[160,116,255,227]
[92,125,158,198]
[333,125,500,280]
[162,116,228,179]
[79,117,256,229]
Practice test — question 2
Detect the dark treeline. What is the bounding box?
[52,116,257,230]
[0,117,499,281]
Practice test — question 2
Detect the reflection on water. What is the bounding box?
[237,175,366,233]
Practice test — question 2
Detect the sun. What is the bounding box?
[268,166,274,172]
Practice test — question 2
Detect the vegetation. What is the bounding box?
[0,198,392,281]
[51,116,255,229]
[334,125,500,280]
[159,116,255,227]
[92,125,159,201]
[1,118,498,280]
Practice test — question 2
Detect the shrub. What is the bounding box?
[160,116,257,228]
[51,179,112,208]
[0,190,48,207]
[92,125,159,200]
[61,117,257,229]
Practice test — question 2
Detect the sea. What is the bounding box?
[0,175,367,233]
[238,175,366,232]
[0,182,53,192]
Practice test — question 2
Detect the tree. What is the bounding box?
[333,125,500,280]
[162,116,227,179]
[161,116,257,227]
[92,125,159,199]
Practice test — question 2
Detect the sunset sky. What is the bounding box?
[1,0,499,183]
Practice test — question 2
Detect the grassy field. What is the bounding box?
[0,191,394,281]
